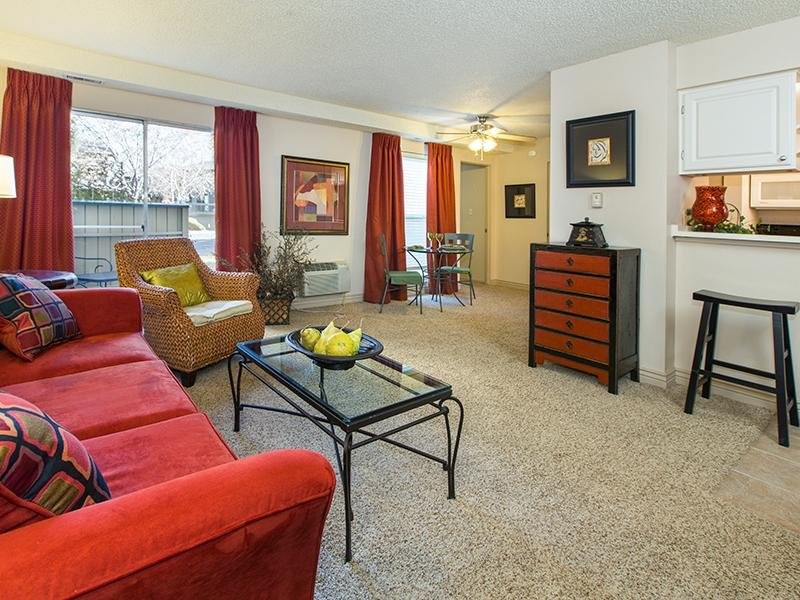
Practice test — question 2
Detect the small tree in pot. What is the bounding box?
[243,229,315,325]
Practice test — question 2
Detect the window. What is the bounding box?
[402,154,427,252]
[70,111,215,265]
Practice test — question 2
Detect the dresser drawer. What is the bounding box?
[533,290,610,320]
[534,270,609,298]
[535,250,610,276]
[534,309,609,342]
[535,328,609,364]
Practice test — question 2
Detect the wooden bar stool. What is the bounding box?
[684,289,800,447]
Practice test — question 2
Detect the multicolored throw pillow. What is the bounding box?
[0,273,80,361]
[0,393,111,533]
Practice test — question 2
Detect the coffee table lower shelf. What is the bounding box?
[227,347,464,562]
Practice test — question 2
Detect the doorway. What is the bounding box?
[459,163,488,282]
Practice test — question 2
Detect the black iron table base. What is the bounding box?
[227,351,464,562]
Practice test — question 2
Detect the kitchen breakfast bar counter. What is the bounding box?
[672,225,800,407]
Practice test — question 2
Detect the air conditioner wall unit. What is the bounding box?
[302,261,350,297]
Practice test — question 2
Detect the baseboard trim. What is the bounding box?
[488,279,529,291]
[674,368,773,410]
[638,367,675,389]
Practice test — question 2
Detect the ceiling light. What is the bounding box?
[468,138,483,152]
[482,137,497,152]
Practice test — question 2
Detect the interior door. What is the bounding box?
[459,163,488,282]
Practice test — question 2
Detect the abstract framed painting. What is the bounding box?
[566,110,635,188]
[280,156,350,235]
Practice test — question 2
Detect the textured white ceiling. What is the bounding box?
[2,1,799,137]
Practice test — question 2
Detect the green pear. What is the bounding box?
[300,327,321,351]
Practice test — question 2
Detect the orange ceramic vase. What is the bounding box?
[691,186,728,231]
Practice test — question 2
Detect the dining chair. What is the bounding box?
[436,233,476,304]
[378,233,423,314]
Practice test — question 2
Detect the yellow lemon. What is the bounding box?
[348,327,362,350]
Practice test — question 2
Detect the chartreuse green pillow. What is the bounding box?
[140,263,212,307]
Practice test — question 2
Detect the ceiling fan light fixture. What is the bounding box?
[482,137,497,152]
[468,138,483,152]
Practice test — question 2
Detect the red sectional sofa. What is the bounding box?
[0,288,335,599]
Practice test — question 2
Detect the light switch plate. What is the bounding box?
[591,192,603,208]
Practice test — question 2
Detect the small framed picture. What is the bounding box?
[505,183,535,218]
[566,110,635,187]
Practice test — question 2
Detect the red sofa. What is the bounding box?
[0,288,335,599]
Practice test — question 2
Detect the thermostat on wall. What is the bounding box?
[591,192,603,208]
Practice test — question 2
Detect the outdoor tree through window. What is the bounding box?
[70,111,215,264]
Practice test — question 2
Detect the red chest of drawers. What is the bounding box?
[529,244,640,394]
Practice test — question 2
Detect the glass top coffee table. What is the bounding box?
[228,336,464,562]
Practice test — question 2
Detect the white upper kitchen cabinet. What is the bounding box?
[679,70,797,174]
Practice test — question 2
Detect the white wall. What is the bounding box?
[677,16,800,89]
[452,141,550,288]
[491,144,550,286]
[549,41,688,383]
[257,115,372,302]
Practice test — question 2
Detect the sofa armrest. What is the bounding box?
[54,288,143,336]
[0,449,335,599]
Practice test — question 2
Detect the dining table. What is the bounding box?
[405,244,473,312]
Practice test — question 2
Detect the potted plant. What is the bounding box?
[243,228,315,325]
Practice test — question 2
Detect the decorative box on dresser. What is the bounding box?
[529,244,640,394]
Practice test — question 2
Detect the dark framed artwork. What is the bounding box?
[566,110,635,187]
[504,183,536,218]
[281,155,350,235]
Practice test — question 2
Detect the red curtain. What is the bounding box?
[426,142,457,293]
[0,68,73,271]
[214,106,261,271]
[364,132,406,303]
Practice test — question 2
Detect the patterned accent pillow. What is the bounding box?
[0,273,80,360]
[0,393,111,533]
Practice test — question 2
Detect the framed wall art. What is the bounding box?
[281,155,350,235]
[566,110,635,188]
[504,183,535,218]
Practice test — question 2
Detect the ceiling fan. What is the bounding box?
[436,114,537,159]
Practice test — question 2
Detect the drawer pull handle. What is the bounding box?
[566,278,574,287]
[565,299,574,308]
[565,340,574,350]
[566,320,574,329]
[566,257,574,266]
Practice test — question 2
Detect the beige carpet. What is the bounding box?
[187,284,799,599]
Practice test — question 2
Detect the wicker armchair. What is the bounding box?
[115,237,265,386]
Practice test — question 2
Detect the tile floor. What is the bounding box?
[715,421,800,533]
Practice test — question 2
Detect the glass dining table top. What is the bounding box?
[236,336,452,426]
[405,245,470,254]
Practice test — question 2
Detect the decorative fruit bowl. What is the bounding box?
[285,327,384,370]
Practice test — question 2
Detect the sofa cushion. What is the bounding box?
[4,360,198,439]
[0,331,156,387]
[140,263,212,307]
[183,299,253,326]
[0,393,110,533]
[0,274,80,361]
[83,413,236,496]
